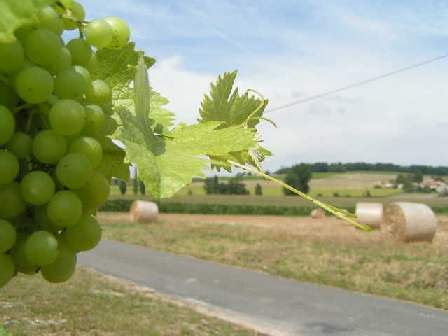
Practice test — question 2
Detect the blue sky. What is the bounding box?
[83,0,448,170]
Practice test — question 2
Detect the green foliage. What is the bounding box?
[283,164,312,196]
[132,178,138,195]
[117,180,126,195]
[363,190,372,197]
[110,59,262,198]
[101,199,317,216]
[277,162,448,176]
[203,175,249,195]
[255,183,263,196]
[199,71,271,170]
[97,138,129,180]
[139,180,146,195]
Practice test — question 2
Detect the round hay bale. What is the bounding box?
[310,208,326,219]
[355,203,383,229]
[384,202,437,242]
[130,200,159,224]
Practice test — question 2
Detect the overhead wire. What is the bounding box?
[267,53,448,113]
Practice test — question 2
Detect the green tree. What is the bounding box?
[283,164,312,196]
[412,171,424,183]
[132,178,139,195]
[139,180,146,195]
[204,175,219,194]
[255,183,263,196]
[118,180,126,195]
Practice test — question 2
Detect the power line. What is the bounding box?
[268,53,448,113]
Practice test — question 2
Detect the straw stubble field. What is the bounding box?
[0,268,261,336]
[100,212,448,310]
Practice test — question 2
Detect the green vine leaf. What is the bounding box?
[199,71,268,128]
[114,58,258,198]
[97,138,129,180]
[92,42,155,104]
[199,71,271,171]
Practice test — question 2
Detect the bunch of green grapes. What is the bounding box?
[0,0,130,288]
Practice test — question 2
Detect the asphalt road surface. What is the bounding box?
[79,240,448,336]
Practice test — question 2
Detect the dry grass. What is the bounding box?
[101,213,448,310]
[0,268,261,336]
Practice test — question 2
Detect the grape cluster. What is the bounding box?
[0,0,130,287]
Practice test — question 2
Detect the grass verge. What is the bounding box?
[0,268,260,336]
[101,216,448,310]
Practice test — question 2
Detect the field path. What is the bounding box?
[79,240,448,336]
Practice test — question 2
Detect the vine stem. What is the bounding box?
[241,89,269,128]
[229,161,373,232]
[14,103,32,113]
[25,110,36,133]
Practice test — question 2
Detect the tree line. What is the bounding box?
[276,162,448,176]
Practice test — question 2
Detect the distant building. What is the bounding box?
[420,179,448,192]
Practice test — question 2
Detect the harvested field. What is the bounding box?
[0,268,260,336]
[100,212,448,310]
[98,212,448,244]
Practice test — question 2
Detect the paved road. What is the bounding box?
[79,240,448,336]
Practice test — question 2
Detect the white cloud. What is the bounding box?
[82,0,448,170]
[150,57,214,124]
[149,49,448,171]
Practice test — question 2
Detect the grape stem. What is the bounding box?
[25,110,36,133]
[229,160,373,232]
[14,103,33,113]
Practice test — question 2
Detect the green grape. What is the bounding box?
[0,219,16,253]
[24,231,59,266]
[33,130,67,164]
[48,94,59,106]
[0,82,19,109]
[0,183,26,219]
[104,17,130,49]
[41,240,77,283]
[34,205,59,233]
[73,65,91,85]
[47,191,82,228]
[64,214,101,252]
[85,19,113,48]
[47,47,72,75]
[87,53,98,72]
[86,80,111,105]
[49,100,86,136]
[83,105,105,136]
[38,6,64,35]
[75,171,110,210]
[20,171,56,205]
[15,66,54,103]
[0,254,15,288]
[54,69,87,99]
[66,38,92,66]
[7,132,32,159]
[10,235,39,274]
[0,151,19,185]
[24,29,62,67]
[0,106,15,145]
[56,153,93,189]
[0,40,25,73]
[100,116,118,136]
[60,0,74,7]
[69,137,103,167]
[63,1,85,30]
[101,103,113,115]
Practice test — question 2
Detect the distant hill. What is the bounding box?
[276,163,448,176]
